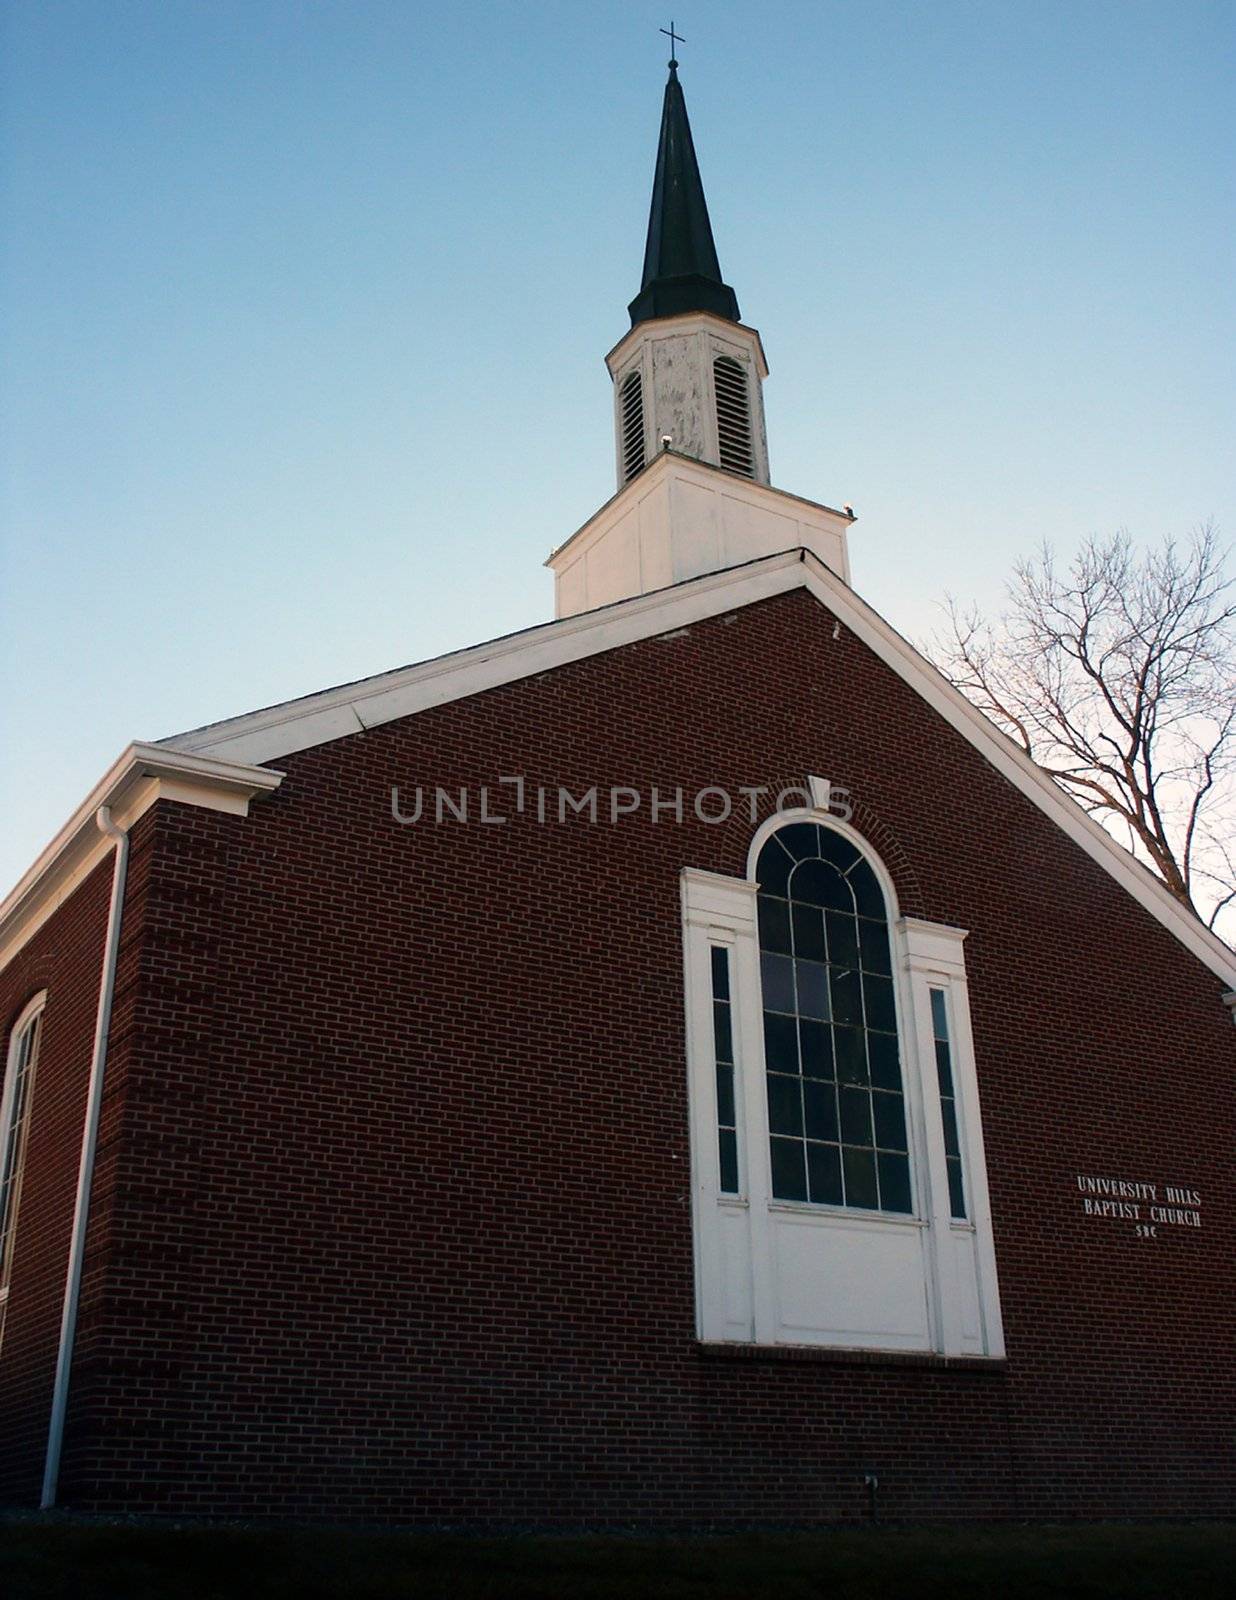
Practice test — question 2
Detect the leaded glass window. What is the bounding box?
[755,823,911,1214]
[711,947,739,1194]
[930,988,967,1220]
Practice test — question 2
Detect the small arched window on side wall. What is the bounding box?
[0,992,47,1353]
[620,369,646,482]
[713,355,755,477]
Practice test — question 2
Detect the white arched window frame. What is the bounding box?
[0,990,48,1352]
[681,804,1004,1357]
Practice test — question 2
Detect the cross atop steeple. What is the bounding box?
[627,57,740,328]
[660,20,685,67]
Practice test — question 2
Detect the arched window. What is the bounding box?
[620,369,646,482]
[713,355,754,477]
[680,798,1004,1356]
[0,993,46,1350]
[755,822,911,1213]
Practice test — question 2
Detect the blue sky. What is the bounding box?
[2,0,1233,895]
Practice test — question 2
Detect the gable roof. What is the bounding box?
[6,548,1236,990]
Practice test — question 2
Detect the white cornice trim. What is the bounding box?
[605,310,770,378]
[165,550,811,766]
[0,745,283,974]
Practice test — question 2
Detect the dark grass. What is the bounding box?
[2,1520,1234,1600]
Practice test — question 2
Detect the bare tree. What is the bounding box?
[927,526,1236,937]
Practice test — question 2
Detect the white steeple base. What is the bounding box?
[546,449,853,619]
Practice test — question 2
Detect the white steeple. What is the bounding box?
[545,61,853,619]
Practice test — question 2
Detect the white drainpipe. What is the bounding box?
[41,806,130,1510]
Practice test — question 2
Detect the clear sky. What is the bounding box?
[2,0,1233,896]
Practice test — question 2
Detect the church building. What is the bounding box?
[2,61,1234,1525]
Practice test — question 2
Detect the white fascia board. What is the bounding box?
[165,552,811,767]
[795,554,1236,991]
[0,744,283,975]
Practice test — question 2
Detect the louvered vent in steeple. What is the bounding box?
[620,369,646,481]
[713,356,754,477]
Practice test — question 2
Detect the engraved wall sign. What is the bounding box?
[1075,1174,1202,1239]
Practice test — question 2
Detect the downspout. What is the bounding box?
[41,806,130,1509]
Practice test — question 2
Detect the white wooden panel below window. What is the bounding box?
[769,1210,932,1349]
[947,1227,986,1354]
[717,1202,755,1340]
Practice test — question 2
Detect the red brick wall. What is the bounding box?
[4,588,1233,1523]
[0,803,160,1506]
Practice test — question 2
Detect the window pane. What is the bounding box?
[877,1151,913,1214]
[839,1086,873,1146]
[710,945,731,999]
[816,830,861,874]
[934,1038,954,1097]
[767,1074,804,1137]
[715,1062,735,1128]
[763,1012,799,1074]
[755,838,795,896]
[803,1078,839,1142]
[790,903,826,961]
[770,1137,808,1201]
[761,953,796,1013]
[829,966,863,1026]
[758,896,792,954]
[930,987,949,1039]
[858,918,891,975]
[842,1146,878,1209]
[791,858,851,910]
[807,1142,843,1205]
[947,1159,967,1220]
[834,1025,867,1084]
[798,1019,833,1079]
[713,1002,733,1064]
[862,974,896,1033]
[719,1130,739,1195]
[778,822,821,862]
[872,1090,907,1152]
[824,910,859,968]
[846,860,885,918]
[941,1101,961,1160]
[795,961,830,1020]
[867,1032,901,1090]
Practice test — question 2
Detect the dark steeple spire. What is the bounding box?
[628,61,741,329]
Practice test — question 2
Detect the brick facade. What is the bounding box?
[2,588,1232,1523]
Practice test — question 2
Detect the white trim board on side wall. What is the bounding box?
[6,549,1235,990]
